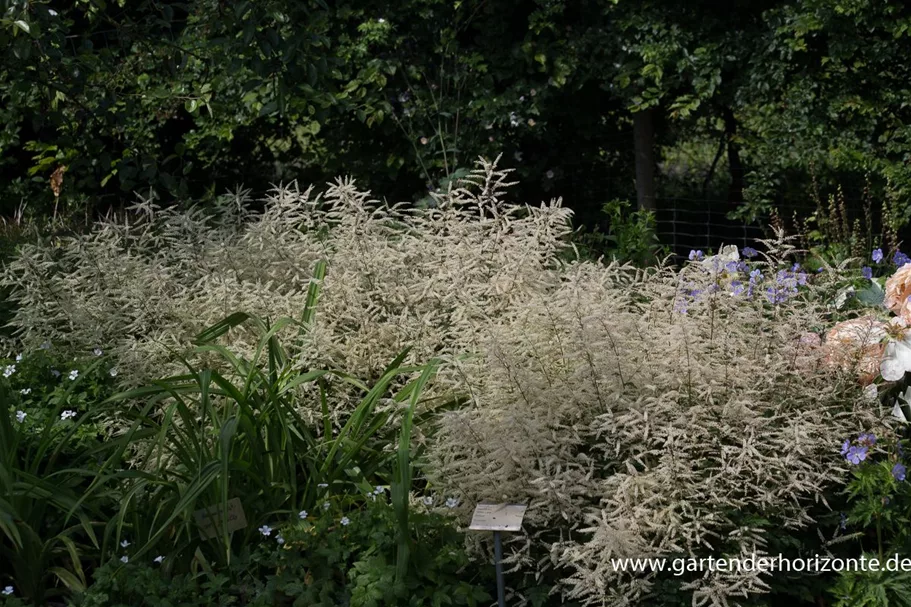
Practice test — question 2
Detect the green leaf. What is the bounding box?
[856,280,884,306]
[13,20,30,35]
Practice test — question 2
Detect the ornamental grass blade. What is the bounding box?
[393,359,439,584]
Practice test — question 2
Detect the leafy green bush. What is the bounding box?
[104,308,443,570]
[825,431,911,607]
[0,263,469,604]
[572,199,666,265]
[70,496,489,607]
[0,349,126,604]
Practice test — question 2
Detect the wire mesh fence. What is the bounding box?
[652,195,889,262]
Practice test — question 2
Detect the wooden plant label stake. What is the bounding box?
[193,497,248,540]
[469,502,527,532]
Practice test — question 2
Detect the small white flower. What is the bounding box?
[120,556,129,563]
[340,517,350,526]
[3,364,15,377]
[20,388,30,395]
[546,170,554,179]
[276,534,285,545]
[445,497,459,509]
[93,348,103,357]
[863,383,878,401]
[68,370,79,380]
[48,9,58,16]
[317,483,328,488]
[422,496,434,506]
[374,486,384,494]
[61,410,76,420]
[120,539,130,548]
[377,17,385,23]
[298,510,308,519]
[259,525,272,536]
[323,501,331,510]
[15,354,22,362]
[154,555,165,563]
[2,585,13,596]
[110,367,118,377]
[51,369,60,378]
[16,410,26,423]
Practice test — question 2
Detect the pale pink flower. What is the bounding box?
[885,263,911,322]
[823,316,887,385]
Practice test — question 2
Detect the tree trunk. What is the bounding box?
[633,108,657,211]
[722,107,744,206]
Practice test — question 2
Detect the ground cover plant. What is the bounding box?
[4,159,910,606]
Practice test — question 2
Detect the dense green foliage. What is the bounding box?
[5,0,911,235]
[66,499,489,607]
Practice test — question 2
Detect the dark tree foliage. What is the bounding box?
[2,0,911,239]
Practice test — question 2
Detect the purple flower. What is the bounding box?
[858,433,877,447]
[841,439,851,456]
[893,462,907,482]
[724,261,739,273]
[745,268,763,298]
[895,251,910,267]
[846,445,869,465]
[730,280,745,296]
[763,268,803,304]
[688,250,704,261]
[861,266,873,280]
[873,248,884,263]
[765,286,788,304]
[742,247,758,258]
[839,512,848,529]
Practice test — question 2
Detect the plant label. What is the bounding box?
[468,502,527,532]
[194,497,248,540]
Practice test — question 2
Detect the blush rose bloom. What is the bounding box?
[823,316,887,385]
[884,263,911,322]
